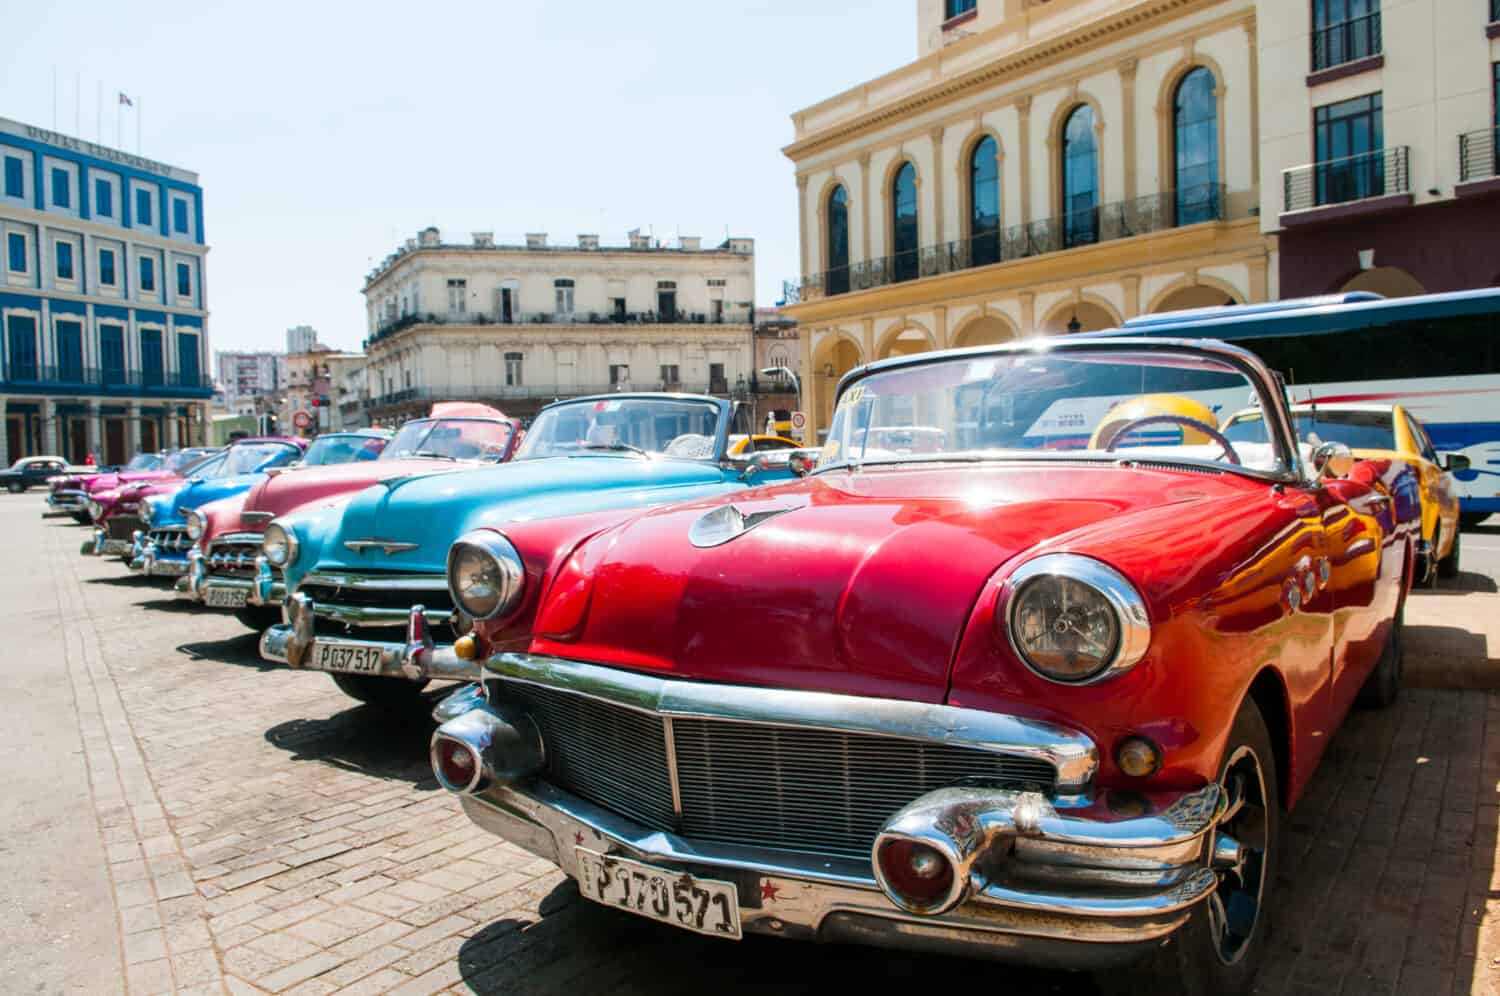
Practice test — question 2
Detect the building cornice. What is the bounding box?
[784,0,1235,163]
[364,245,753,293]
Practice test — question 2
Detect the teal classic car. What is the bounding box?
[258,394,809,707]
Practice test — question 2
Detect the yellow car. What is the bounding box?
[726,434,803,457]
[1223,402,1465,584]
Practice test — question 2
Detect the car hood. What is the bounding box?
[240,457,479,526]
[305,456,737,578]
[154,473,270,527]
[532,462,1261,704]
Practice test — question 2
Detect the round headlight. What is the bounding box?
[186,510,205,540]
[87,500,103,521]
[262,521,298,567]
[1003,555,1150,684]
[447,531,524,621]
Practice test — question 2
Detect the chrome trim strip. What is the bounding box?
[661,716,684,817]
[345,539,420,554]
[488,652,1099,791]
[300,570,449,591]
[209,532,266,548]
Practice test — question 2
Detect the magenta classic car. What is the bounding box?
[49,448,216,522]
[430,337,1416,993]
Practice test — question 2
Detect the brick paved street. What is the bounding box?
[11,494,1500,994]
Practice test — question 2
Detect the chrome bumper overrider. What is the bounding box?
[173,549,285,606]
[85,526,132,558]
[258,591,477,682]
[435,657,1234,967]
[47,491,87,515]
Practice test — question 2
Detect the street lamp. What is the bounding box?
[759,365,800,397]
[1067,315,1082,334]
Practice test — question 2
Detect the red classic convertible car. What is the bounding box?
[430,337,1415,992]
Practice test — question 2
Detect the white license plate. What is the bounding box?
[313,641,384,674]
[575,848,741,939]
[101,539,131,555]
[204,586,248,608]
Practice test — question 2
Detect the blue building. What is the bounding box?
[0,115,212,465]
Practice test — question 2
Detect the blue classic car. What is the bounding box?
[131,437,307,578]
[258,394,810,707]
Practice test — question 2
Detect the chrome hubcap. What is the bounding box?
[1208,746,1268,966]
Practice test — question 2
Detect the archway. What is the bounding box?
[1039,300,1118,335]
[1340,267,1424,299]
[952,315,1015,348]
[1152,284,1240,314]
[877,327,934,359]
[813,334,863,430]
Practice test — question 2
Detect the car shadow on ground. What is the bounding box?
[138,597,205,613]
[177,631,275,671]
[83,573,157,587]
[1408,570,1499,596]
[263,700,445,789]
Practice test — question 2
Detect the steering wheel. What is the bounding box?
[1102,414,1241,466]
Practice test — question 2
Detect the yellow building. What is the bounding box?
[783,0,1272,437]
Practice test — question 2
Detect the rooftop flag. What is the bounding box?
[118,92,133,107]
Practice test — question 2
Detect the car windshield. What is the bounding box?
[220,443,300,476]
[821,346,1289,475]
[383,418,513,462]
[124,454,163,471]
[1225,409,1396,451]
[516,397,724,460]
[302,434,388,466]
[166,449,213,472]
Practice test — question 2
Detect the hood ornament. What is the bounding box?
[689,503,800,548]
[241,511,274,526]
[345,539,419,555]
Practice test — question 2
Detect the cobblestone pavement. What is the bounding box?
[15,496,1500,994]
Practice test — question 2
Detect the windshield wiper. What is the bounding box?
[579,442,649,457]
[411,450,457,461]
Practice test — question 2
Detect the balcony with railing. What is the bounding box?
[1310,11,1382,79]
[367,306,753,347]
[365,379,762,410]
[1459,127,1500,193]
[787,185,1227,304]
[1280,146,1410,225]
[0,364,214,395]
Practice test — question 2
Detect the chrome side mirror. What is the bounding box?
[1312,441,1355,480]
[738,453,774,481]
[787,451,816,478]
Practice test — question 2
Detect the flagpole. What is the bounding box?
[116,94,121,149]
[75,72,81,135]
[96,81,102,143]
[137,99,142,155]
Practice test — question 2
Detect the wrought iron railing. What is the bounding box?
[1460,127,1499,183]
[1282,146,1409,213]
[0,364,213,391]
[1311,11,1381,71]
[369,307,752,345]
[788,185,1225,303]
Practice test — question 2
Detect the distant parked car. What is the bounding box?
[1,455,72,493]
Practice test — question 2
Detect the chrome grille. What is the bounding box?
[505,685,676,830]
[493,681,1057,860]
[147,528,192,553]
[298,572,454,614]
[206,537,262,578]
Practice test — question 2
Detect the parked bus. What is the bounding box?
[1114,288,1500,525]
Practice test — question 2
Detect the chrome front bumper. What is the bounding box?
[258,591,478,682]
[435,658,1231,968]
[47,491,87,514]
[128,538,191,578]
[84,527,138,558]
[174,550,286,607]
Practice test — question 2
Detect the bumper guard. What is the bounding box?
[259,591,477,682]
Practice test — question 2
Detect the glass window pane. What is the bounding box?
[891,162,918,281]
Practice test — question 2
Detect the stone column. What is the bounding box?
[165,410,180,449]
[1015,96,1033,227]
[859,152,872,262]
[1119,58,1139,202]
[795,174,810,284]
[0,397,9,468]
[126,402,142,455]
[935,305,949,350]
[930,126,946,245]
[86,400,101,462]
[1122,275,1142,319]
[41,399,57,455]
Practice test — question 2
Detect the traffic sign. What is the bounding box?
[292,410,313,430]
[790,411,807,431]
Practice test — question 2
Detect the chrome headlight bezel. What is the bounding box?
[446,530,525,622]
[185,510,205,540]
[999,554,1151,685]
[261,521,299,568]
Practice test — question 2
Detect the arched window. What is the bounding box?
[891,162,918,282]
[969,136,1001,266]
[826,185,850,296]
[1174,67,1220,226]
[1061,105,1098,248]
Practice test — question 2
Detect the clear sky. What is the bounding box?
[2,0,915,353]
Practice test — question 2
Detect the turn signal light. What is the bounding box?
[453,634,478,660]
[874,839,955,914]
[1115,736,1163,778]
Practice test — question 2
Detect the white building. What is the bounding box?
[362,227,757,421]
[0,116,213,463]
[215,350,285,415]
[285,324,317,355]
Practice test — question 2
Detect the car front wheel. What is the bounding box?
[1438,528,1461,580]
[330,672,430,709]
[6,483,22,493]
[1158,700,1279,996]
